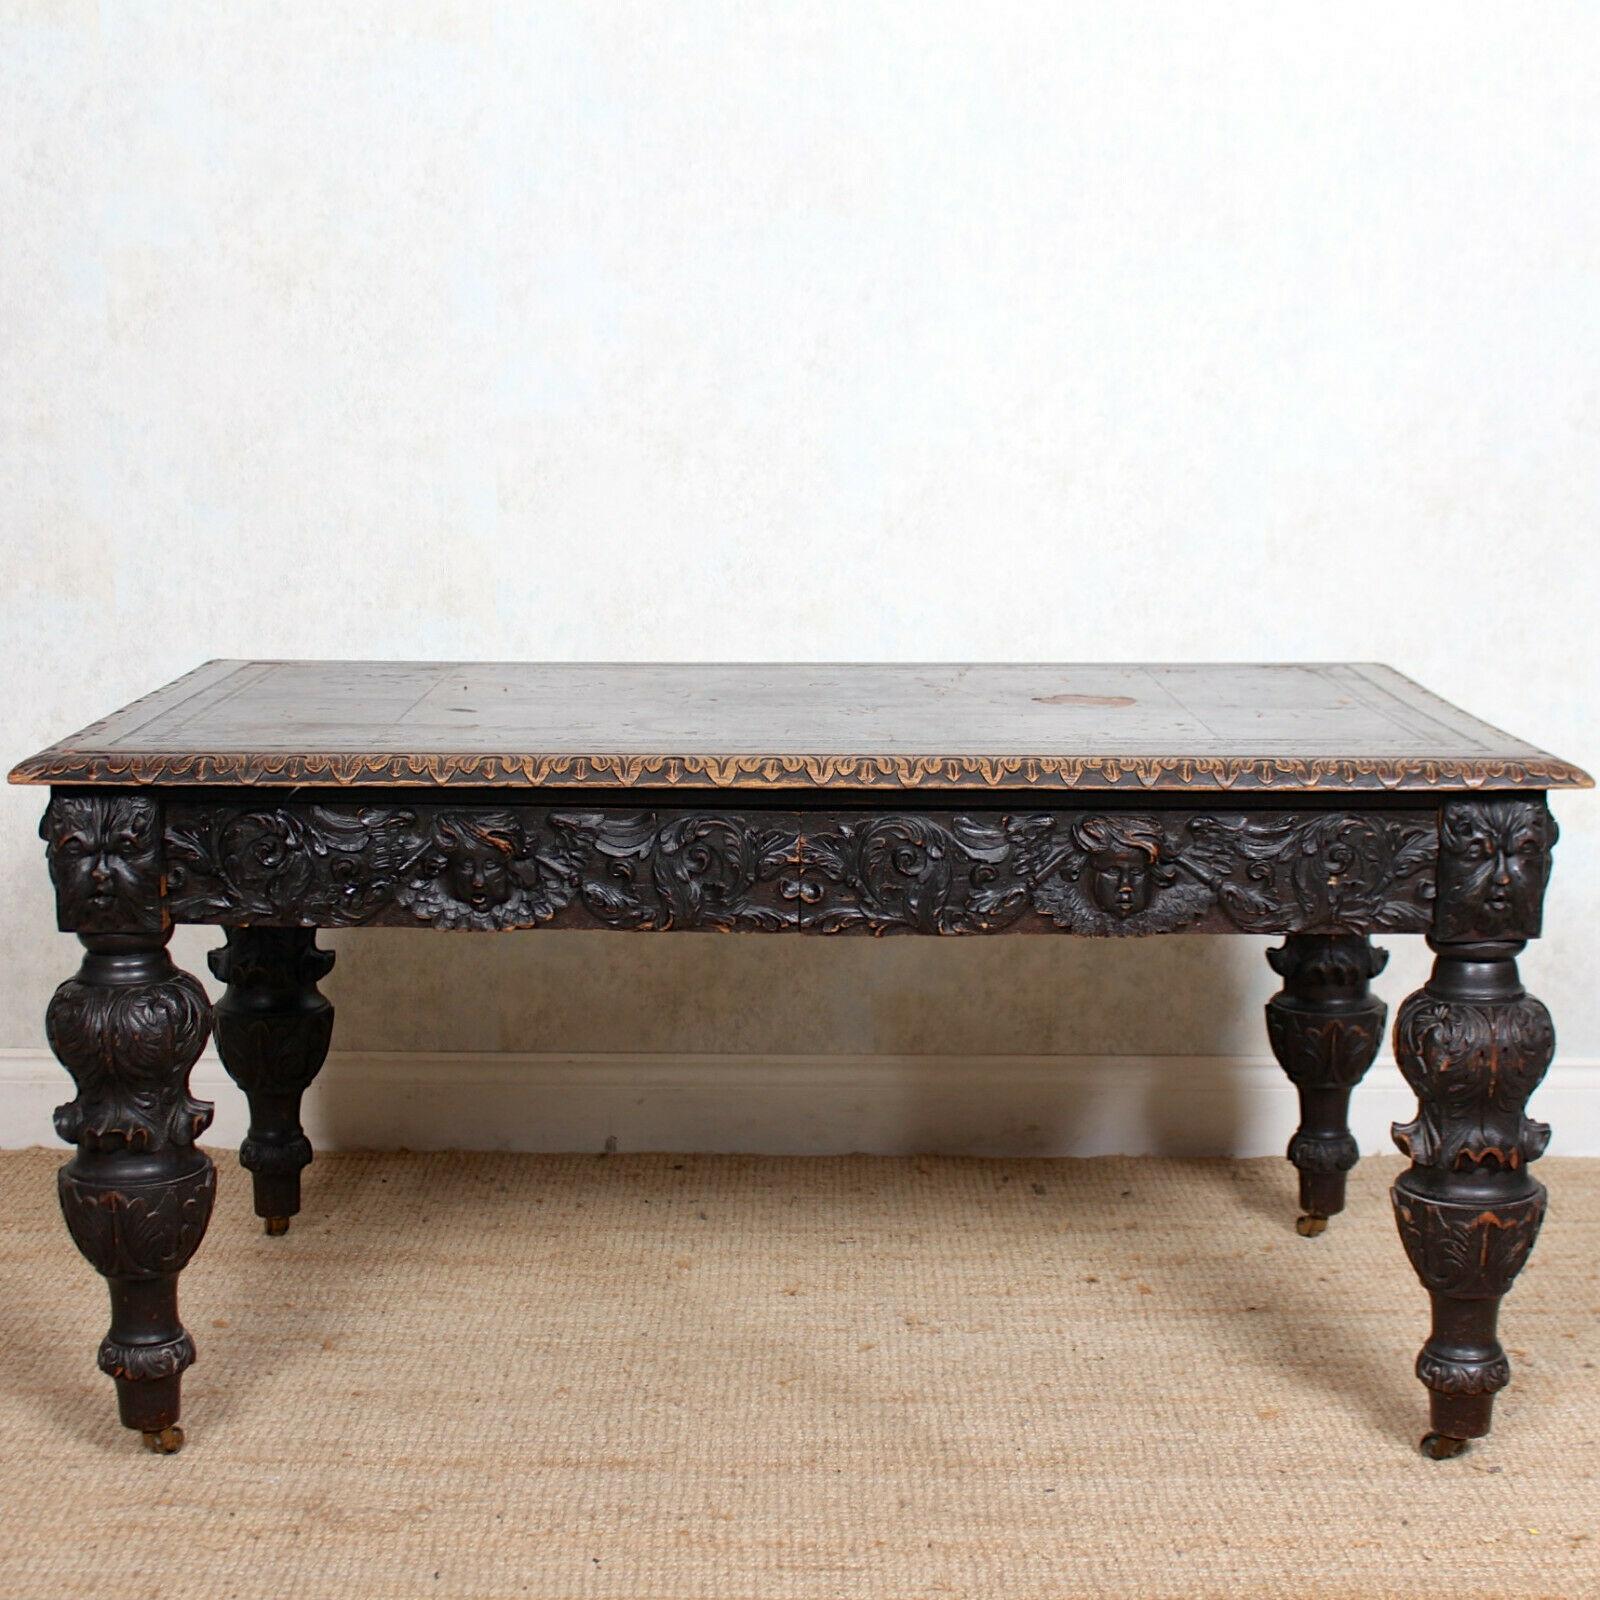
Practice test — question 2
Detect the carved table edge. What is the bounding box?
[7,750,1595,791]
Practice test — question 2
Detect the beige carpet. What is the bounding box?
[1,1149,1596,1600]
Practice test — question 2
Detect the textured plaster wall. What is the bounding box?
[2,3,1596,1149]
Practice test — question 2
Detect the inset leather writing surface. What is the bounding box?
[9,660,1590,792]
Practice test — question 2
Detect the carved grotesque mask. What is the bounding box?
[1437,801,1554,940]
[43,795,162,929]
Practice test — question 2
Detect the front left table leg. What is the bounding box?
[210,927,335,1236]
[1265,934,1388,1235]
[48,932,216,1452]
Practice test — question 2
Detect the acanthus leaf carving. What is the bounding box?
[1391,994,1554,1172]
[157,801,1440,937]
[48,964,213,1152]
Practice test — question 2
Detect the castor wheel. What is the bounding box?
[141,1425,185,1454]
[264,1216,291,1237]
[1420,1432,1471,1460]
[1295,1213,1328,1237]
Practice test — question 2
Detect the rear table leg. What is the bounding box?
[1265,935,1388,1234]
[210,928,334,1235]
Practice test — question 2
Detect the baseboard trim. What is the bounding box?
[5,1047,1599,1157]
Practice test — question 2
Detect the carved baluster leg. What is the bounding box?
[49,932,215,1452]
[1391,937,1553,1457]
[1265,934,1388,1235]
[209,928,334,1236]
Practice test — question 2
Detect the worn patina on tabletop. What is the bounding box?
[10,661,1590,1459]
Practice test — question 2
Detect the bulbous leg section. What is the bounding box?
[210,928,335,1232]
[1265,935,1388,1230]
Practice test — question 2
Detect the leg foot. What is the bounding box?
[264,1215,291,1237]
[142,1425,186,1454]
[210,929,334,1228]
[1420,1431,1471,1461]
[1266,935,1388,1230]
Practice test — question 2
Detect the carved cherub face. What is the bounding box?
[430,818,520,912]
[1438,801,1554,939]
[43,795,161,928]
[1071,816,1172,919]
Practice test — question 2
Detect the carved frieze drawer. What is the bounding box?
[102,799,1451,936]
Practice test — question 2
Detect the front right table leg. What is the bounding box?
[1391,935,1553,1457]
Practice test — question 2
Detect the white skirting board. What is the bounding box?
[3,1048,1599,1157]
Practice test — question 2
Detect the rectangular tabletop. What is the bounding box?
[8,660,1589,793]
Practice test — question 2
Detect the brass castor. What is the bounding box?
[1295,1213,1328,1237]
[141,1425,185,1454]
[1420,1432,1471,1460]
[264,1216,291,1237]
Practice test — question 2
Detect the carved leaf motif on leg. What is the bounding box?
[1389,933,1558,1448]
[1391,994,1554,1172]
[48,972,213,1150]
[1266,1010,1387,1091]
[1264,934,1388,1223]
[46,932,218,1445]
[58,1162,218,1280]
[1393,1190,1546,1301]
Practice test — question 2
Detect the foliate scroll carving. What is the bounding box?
[1434,798,1557,942]
[166,805,420,924]
[42,794,165,932]
[800,815,1029,933]
[1018,811,1436,936]
[47,952,213,1152]
[555,812,800,930]
[161,801,1440,936]
[1391,993,1554,1173]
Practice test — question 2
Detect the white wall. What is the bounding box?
[3,2,1596,1154]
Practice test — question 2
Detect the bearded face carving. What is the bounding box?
[43,795,164,930]
[1436,800,1555,941]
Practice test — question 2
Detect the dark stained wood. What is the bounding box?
[48,930,215,1453]
[15,662,1584,1459]
[1391,934,1553,1455]
[9,660,1591,791]
[1265,934,1389,1232]
[147,798,1444,937]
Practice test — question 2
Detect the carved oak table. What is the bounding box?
[10,661,1591,1458]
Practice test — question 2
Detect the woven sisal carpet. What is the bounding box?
[1,1147,1596,1599]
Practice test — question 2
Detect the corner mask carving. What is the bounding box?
[1434,799,1556,942]
[42,795,165,932]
